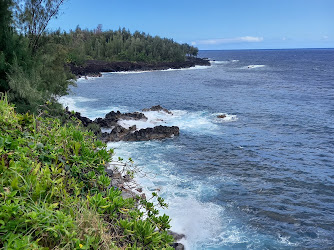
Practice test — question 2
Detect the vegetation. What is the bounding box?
[0,0,74,114]
[50,26,199,64]
[0,95,174,249]
[0,0,198,114]
[1,2,193,246]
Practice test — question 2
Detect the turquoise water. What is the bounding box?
[60,49,334,249]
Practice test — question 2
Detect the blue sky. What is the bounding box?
[49,0,334,50]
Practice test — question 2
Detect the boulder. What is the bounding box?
[124,125,179,141]
[102,125,137,142]
[142,105,173,115]
[217,114,227,119]
[95,111,147,128]
[65,108,93,127]
[170,243,185,250]
[168,231,186,241]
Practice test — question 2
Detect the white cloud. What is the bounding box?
[282,37,287,41]
[323,35,328,40]
[192,36,263,45]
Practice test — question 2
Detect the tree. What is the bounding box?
[0,0,74,113]
[14,0,65,53]
[0,0,14,93]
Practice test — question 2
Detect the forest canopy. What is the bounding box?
[52,26,199,64]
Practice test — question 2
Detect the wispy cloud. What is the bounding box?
[192,36,263,46]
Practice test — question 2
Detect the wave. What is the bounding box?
[77,76,103,81]
[164,65,211,71]
[106,141,254,249]
[210,60,239,65]
[213,113,238,123]
[58,96,129,119]
[104,71,149,75]
[118,110,238,135]
[210,60,230,64]
[119,109,222,135]
[103,65,211,75]
[243,65,266,69]
[59,96,238,136]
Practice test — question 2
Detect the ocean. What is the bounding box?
[60,49,334,249]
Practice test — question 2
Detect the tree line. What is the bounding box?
[0,0,198,113]
[52,26,199,64]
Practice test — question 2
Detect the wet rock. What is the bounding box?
[95,111,147,128]
[105,168,113,177]
[142,105,173,115]
[217,114,227,119]
[65,108,179,142]
[170,243,185,250]
[124,125,179,141]
[121,189,137,199]
[102,125,137,142]
[65,108,94,127]
[168,231,186,241]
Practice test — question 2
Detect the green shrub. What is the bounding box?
[0,96,173,249]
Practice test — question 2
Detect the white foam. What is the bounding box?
[118,119,161,130]
[164,65,211,71]
[58,96,129,119]
[117,109,222,135]
[210,60,230,64]
[167,197,225,249]
[210,60,239,65]
[58,96,97,114]
[106,141,250,249]
[106,71,149,75]
[214,113,238,123]
[76,76,103,81]
[277,234,298,246]
[244,65,266,69]
[117,109,238,135]
[101,127,113,133]
[103,65,211,75]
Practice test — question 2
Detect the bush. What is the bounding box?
[0,95,173,249]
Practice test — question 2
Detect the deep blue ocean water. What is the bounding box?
[60,49,334,249]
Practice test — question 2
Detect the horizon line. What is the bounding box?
[198,47,334,51]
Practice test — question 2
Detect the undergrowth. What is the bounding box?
[0,95,173,249]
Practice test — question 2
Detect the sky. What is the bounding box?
[49,0,334,50]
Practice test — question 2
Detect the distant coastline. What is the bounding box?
[69,57,211,77]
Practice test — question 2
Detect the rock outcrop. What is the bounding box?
[69,57,211,77]
[124,125,179,141]
[65,107,94,127]
[95,111,147,128]
[65,106,179,142]
[142,105,173,115]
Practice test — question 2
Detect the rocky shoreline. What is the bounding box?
[106,162,185,249]
[69,57,210,77]
[73,105,186,248]
[65,105,179,142]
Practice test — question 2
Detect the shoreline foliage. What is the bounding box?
[0,96,174,249]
